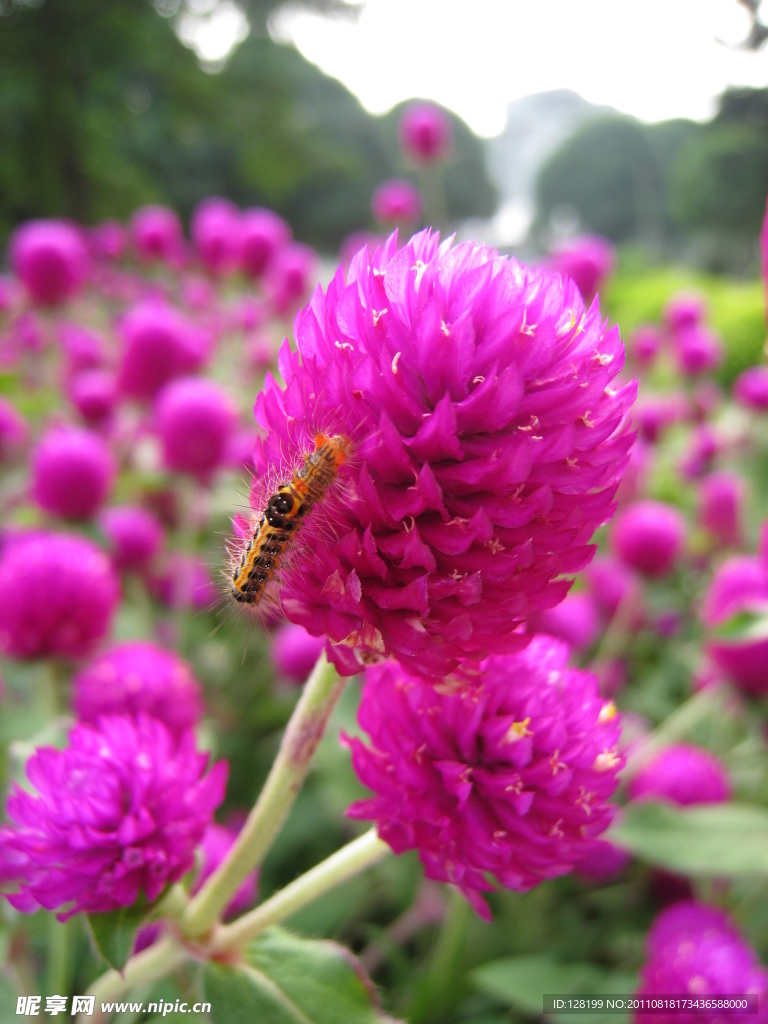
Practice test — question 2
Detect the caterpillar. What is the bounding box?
[230,432,349,606]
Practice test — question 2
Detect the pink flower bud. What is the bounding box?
[612,501,686,578]
[399,102,453,164]
[32,425,116,521]
[11,220,89,306]
[155,377,237,478]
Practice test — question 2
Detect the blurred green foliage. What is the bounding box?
[604,261,766,385]
[0,0,496,251]
[534,88,768,274]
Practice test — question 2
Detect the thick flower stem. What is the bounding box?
[80,935,188,1024]
[209,828,390,954]
[181,652,347,939]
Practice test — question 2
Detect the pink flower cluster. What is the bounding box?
[251,229,635,679]
[345,637,623,918]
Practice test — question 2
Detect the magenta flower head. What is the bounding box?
[190,197,242,276]
[679,424,719,480]
[630,324,661,367]
[68,370,117,428]
[90,220,126,262]
[527,591,599,653]
[585,554,642,624]
[31,424,116,521]
[611,501,686,578]
[117,300,206,401]
[576,837,631,884]
[266,242,318,317]
[634,393,686,444]
[549,236,615,302]
[239,208,291,279]
[698,471,744,548]
[345,637,623,919]
[10,220,89,307]
[270,623,326,685]
[628,744,730,806]
[733,366,768,412]
[636,901,768,1024]
[99,505,164,572]
[702,555,768,696]
[130,205,184,264]
[0,531,119,660]
[72,641,203,735]
[371,179,422,227]
[663,292,706,334]
[192,822,257,918]
[0,714,227,918]
[674,324,723,378]
[0,398,28,464]
[246,230,635,679]
[399,102,453,164]
[57,323,106,376]
[155,377,236,478]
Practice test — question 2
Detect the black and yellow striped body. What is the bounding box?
[230,433,348,606]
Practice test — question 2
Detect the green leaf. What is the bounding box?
[609,801,768,876]
[472,954,635,1024]
[85,902,153,973]
[202,927,402,1024]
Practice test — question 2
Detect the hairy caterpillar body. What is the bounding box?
[230,433,349,606]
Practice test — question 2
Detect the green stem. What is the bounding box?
[210,829,390,954]
[45,916,72,1000]
[623,686,729,781]
[81,935,187,1024]
[181,652,347,939]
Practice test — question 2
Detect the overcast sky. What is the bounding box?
[185,0,768,137]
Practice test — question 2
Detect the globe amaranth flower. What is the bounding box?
[154,377,237,478]
[0,532,120,659]
[702,555,768,696]
[90,220,126,262]
[663,292,706,334]
[239,208,291,279]
[249,230,636,679]
[548,235,615,302]
[10,220,89,307]
[527,591,600,653]
[68,370,117,428]
[399,102,453,164]
[99,504,164,572]
[190,197,242,276]
[72,641,204,736]
[698,471,745,548]
[733,366,768,412]
[130,205,185,265]
[31,424,116,521]
[629,325,661,367]
[674,324,723,378]
[57,322,106,376]
[628,744,730,806]
[611,500,686,579]
[270,623,326,685]
[0,714,227,918]
[265,242,318,316]
[636,901,768,1024]
[118,300,208,401]
[371,180,422,227]
[344,637,623,919]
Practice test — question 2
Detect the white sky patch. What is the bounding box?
[178,0,249,66]
[269,0,768,136]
